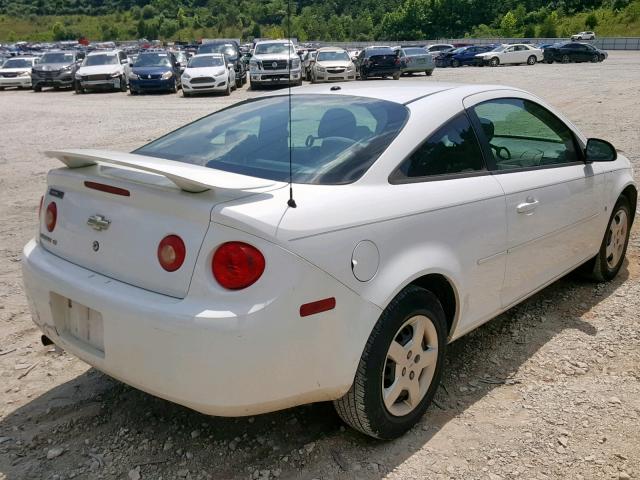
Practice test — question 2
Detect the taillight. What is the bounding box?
[45,202,57,232]
[212,242,265,290]
[157,235,186,272]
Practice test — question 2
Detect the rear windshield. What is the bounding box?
[404,48,427,56]
[366,48,395,56]
[136,95,409,185]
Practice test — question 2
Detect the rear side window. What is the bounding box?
[391,114,485,181]
[472,98,580,171]
[136,95,408,185]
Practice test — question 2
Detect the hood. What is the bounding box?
[184,66,226,77]
[77,64,122,76]
[316,60,352,68]
[33,62,72,71]
[132,66,172,75]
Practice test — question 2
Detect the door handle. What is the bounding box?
[516,197,539,214]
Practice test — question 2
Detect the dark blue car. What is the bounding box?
[435,45,495,68]
[129,51,181,94]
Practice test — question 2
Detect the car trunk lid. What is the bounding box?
[40,149,281,298]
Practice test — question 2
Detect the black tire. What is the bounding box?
[585,196,632,282]
[451,59,460,68]
[546,59,554,64]
[561,54,570,64]
[224,80,231,96]
[425,70,433,76]
[333,286,447,439]
[0,87,4,91]
[33,85,42,92]
[392,71,400,80]
[182,91,191,97]
[591,54,599,63]
[360,72,368,81]
[170,80,178,94]
[490,57,499,67]
[527,55,537,65]
[235,75,242,88]
[119,75,127,92]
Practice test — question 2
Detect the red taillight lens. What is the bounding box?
[212,242,265,290]
[45,202,57,232]
[157,235,186,272]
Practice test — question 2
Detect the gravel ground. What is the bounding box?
[1,51,639,480]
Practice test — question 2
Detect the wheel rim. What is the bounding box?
[528,56,535,64]
[562,55,569,63]
[606,209,628,269]
[382,315,438,417]
[491,58,498,66]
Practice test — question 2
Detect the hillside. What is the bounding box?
[1,0,640,42]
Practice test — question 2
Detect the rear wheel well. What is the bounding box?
[621,185,637,223]
[409,274,457,338]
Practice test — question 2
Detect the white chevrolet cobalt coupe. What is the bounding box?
[22,82,636,439]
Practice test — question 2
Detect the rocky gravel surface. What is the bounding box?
[1,51,639,480]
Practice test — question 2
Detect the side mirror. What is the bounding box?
[585,138,617,162]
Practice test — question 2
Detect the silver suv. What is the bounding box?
[248,40,301,88]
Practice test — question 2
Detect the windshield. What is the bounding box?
[188,56,224,68]
[490,45,505,52]
[40,52,74,64]
[199,44,237,58]
[3,58,33,68]
[404,48,427,56]
[136,95,409,185]
[174,52,188,62]
[84,54,118,66]
[316,51,350,62]
[134,54,172,68]
[255,43,295,55]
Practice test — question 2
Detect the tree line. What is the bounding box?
[1,0,639,42]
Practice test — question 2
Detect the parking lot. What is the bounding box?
[1,51,639,480]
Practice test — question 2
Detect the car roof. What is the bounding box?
[193,53,224,57]
[261,81,517,105]
[87,50,121,55]
[316,47,346,52]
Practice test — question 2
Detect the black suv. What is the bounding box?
[355,47,401,80]
[198,41,247,88]
[32,50,85,91]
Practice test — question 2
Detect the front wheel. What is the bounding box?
[425,70,433,76]
[224,81,231,96]
[334,286,447,439]
[451,59,460,68]
[527,55,537,65]
[489,57,499,67]
[561,54,570,64]
[591,54,599,63]
[585,196,632,282]
[120,75,127,92]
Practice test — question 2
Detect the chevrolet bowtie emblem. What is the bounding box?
[87,214,111,231]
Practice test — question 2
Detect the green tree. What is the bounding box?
[52,21,67,40]
[585,12,598,29]
[500,10,517,36]
[141,4,157,19]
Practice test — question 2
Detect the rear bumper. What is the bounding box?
[22,231,380,416]
[361,67,400,77]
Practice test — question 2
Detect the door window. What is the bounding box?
[472,98,580,171]
[392,113,485,181]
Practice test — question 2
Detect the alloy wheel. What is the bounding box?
[606,208,628,269]
[382,315,438,417]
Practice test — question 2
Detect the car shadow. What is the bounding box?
[0,261,630,479]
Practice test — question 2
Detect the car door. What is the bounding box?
[464,92,605,308]
[388,110,507,334]
[502,46,516,64]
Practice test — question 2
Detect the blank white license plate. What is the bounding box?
[51,293,105,354]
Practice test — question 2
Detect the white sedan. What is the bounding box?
[181,53,236,96]
[22,82,636,439]
[476,43,543,66]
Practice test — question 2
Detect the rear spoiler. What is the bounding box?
[46,149,277,193]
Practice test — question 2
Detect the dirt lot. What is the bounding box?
[1,52,639,480]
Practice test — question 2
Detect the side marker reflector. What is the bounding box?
[300,297,336,317]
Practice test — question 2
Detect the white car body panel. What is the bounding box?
[76,51,129,89]
[476,44,544,65]
[22,81,636,416]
